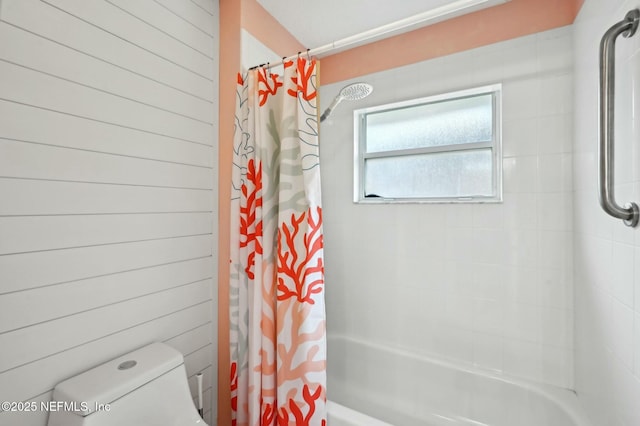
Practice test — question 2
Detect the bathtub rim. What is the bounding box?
[327,334,592,426]
[327,400,394,426]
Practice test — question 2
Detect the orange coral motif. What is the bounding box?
[237,72,244,85]
[230,362,238,426]
[240,159,263,280]
[275,307,325,383]
[276,384,324,426]
[261,398,276,426]
[288,58,317,101]
[258,69,283,107]
[276,207,324,304]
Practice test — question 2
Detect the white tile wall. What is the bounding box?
[574,0,640,424]
[322,26,574,388]
[0,1,218,425]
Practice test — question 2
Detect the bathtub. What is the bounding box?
[327,400,393,426]
[327,335,592,426]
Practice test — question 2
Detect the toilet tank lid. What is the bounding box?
[52,342,183,416]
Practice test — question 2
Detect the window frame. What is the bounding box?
[353,84,503,204]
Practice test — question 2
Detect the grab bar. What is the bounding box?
[599,9,640,227]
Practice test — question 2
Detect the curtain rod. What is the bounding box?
[249,0,509,71]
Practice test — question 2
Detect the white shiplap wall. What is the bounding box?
[0,0,218,425]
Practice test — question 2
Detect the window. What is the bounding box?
[354,84,502,203]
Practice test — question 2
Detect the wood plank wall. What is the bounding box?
[0,0,218,424]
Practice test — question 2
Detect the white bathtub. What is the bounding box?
[327,400,393,426]
[327,335,592,426]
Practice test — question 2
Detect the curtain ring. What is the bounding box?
[306,48,311,61]
[282,56,286,67]
[266,62,270,76]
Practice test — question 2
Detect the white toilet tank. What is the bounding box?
[47,342,207,426]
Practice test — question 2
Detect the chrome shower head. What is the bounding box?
[320,82,373,122]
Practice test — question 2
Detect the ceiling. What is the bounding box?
[256,0,510,52]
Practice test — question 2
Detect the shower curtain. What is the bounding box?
[229,58,327,426]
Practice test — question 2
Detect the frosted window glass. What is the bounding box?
[366,94,493,153]
[364,150,493,198]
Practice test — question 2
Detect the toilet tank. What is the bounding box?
[47,343,206,426]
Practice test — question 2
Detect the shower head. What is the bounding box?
[338,82,373,101]
[320,82,373,122]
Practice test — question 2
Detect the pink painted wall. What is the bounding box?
[240,0,304,59]
[321,0,583,85]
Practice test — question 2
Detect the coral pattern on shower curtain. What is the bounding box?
[229,58,327,426]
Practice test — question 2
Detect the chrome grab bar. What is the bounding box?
[599,9,640,227]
